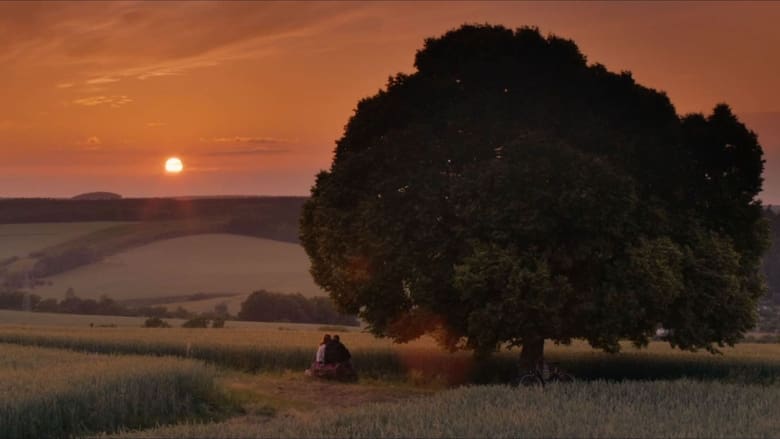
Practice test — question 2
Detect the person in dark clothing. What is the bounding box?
[323,334,351,364]
[332,334,351,363]
[323,336,338,364]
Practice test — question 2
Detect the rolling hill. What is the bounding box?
[0,222,126,262]
[0,197,319,314]
[28,234,323,314]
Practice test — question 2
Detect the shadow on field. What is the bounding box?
[468,352,780,386]
[335,348,780,387]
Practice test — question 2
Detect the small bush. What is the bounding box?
[211,318,225,328]
[182,317,209,328]
[143,317,171,328]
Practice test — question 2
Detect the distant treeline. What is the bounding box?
[0,196,305,243]
[0,289,359,326]
[763,208,780,304]
[0,290,195,318]
[757,301,780,333]
[238,290,360,326]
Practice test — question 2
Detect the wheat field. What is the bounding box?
[114,380,780,438]
[1,323,779,438]
[1,324,779,385]
[0,343,232,439]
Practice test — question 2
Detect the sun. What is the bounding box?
[165,157,183,174]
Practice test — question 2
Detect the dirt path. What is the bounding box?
[220,372,435,417]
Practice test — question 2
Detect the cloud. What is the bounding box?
[0,3,368,83]
[146,121,166,127]
[185,165,224,173]
[202,146,289,156]
[72,95,132,108]
[198,136,294,155]
[85,76,119,85]
[56,82,75,88]
[201,136,293,144]
[75,135,102,150]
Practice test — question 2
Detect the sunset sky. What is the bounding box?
[2,1,780,202]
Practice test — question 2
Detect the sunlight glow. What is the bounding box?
[165,157,184,174]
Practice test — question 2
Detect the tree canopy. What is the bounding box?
[300,24,768,363]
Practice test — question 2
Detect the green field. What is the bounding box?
[29,234,323,313]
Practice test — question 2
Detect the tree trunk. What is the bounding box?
[519,337,545,370]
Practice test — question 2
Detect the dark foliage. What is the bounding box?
[0,290,186,318]
[238,289,359,326]
[181,316,210,328]
[143,317,171,328]
[301,24,768,363]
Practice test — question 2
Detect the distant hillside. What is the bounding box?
[72,192,122,200]
[29,234,324,314]
[0,196,305,221]
[0,196,305,243]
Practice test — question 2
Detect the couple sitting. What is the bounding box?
[307,334,356,381]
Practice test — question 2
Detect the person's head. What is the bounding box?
[321,334,331,345]
[333,334,340,342]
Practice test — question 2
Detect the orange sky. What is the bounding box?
[2,1,780,202]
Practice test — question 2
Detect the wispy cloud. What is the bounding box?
[72,95,132,108]
[186,165,224,173]
[202,146,289,156]
[146,121,166,127]
[85,76,120,85]
[201,136,293,144]
[56,82,75,89]
[75,135,102,150]
[198,136,293,155]
[0,3,369,85]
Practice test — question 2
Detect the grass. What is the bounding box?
[114,380,780,438]
[0,343,234,439]
[2,324,779,438]
[0,325,410,379]
[31,233,323,312]
[1,324,779,385]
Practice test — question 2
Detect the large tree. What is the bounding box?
[301,25,768,366]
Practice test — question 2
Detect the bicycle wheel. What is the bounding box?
[550,373,574,383]
[518,374,543,387]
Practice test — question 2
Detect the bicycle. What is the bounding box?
[510,360,574,387]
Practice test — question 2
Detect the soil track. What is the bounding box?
[221,372,434,416]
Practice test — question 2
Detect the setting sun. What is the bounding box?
[165,157,184,174]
